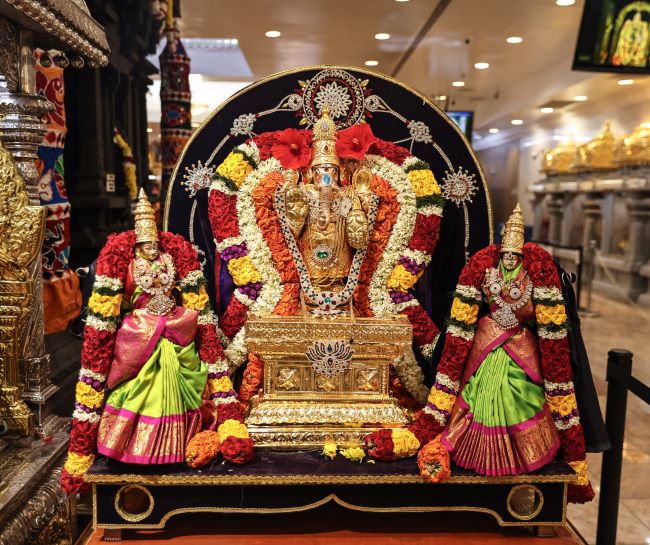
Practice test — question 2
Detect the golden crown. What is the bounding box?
[501,203,525,255]
[310,106,340,167]
[134,188,158,244]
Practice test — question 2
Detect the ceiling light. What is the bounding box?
[488,128,499,134]
[146,127,153,133]
[618,79,634,85]
[506,36,523,44]
[574,95,588,101]
[555,0,575,5]
[265,30,281,38]
[511,119,524,125]
[474,62,489,69]
[375,33,390,40]
[540,107,554,113]
[452,81,465,87]
[434,95,447,100]
[395,0,409,2]
[365,60,379,67]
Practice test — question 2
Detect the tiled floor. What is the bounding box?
[568,293,650,545]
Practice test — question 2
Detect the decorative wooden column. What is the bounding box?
[581,195,602,253]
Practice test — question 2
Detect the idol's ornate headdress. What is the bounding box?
[310,106,340,167]
[134,188,158,243]
[501,203,525,255]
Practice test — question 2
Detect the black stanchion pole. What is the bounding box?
[596,349,633,545]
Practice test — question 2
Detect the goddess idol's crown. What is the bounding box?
[501,203,525,255]
[134,188,159,244]
[310,106,341,168]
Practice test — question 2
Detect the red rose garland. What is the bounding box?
[61,230,249,494]
[366,242,594,503]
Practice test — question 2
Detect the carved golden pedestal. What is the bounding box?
[245,313,412,448]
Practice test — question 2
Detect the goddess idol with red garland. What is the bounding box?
[61,190,251,493]
[365,204,595,503]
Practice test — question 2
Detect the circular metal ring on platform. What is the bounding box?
[114,484,155,522]
[506,484,544,521]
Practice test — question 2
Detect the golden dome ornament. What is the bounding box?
[583,121,618,171]
[134,188,159,244]
[618,122,650,167]
[501,203,525,255]
[310,106,341,168]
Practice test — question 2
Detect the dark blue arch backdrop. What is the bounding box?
[164,66,494,371]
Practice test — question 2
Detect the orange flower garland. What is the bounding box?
[239,352,264,403]
[417,437,451,483]
[186,430,221,468]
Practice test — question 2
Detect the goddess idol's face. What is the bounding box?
[312,164,339,188]
[136,241,159,261]
[501,251,522,271]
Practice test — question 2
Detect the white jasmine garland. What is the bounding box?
[420,335,438,359]
[402,248,432,268]
[86,314,117,333]
[79,368,107,383]
[392,349,429,405]
[455,284,482,301]
[418,204,444,217]
[446,323,475,341]
[94,275,123,292]
[207,359,230,375]
[435,371,460,393]
[533,286,563,302]
[364,154,417,317]
[238,141,260,166]
[209,177,237,196]
[554,416,580,431]
[224,327,248,371]
[422,404,447,426]
[216,235,245,254]
[197,310,217,326]
[401,156,422,171]
[537,327,567,340]
[544,379,575,392]
[178,269,204,288]
[72,410,100,424]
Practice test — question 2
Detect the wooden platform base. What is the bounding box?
[86,451,577,539]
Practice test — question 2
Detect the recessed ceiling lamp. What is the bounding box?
[555,0,575,5]
[488,128,499,134]
[365,60,379,66]
[265,30,281,38]
[452,81,465,87]
[146,127,153,133]
[511,119,524,125]
[540,107,554,113]
[375,33,391,40]
[618,79,634,85]
[474,62,489,69]
[574,95,588,101]
[395,0,409,2]
[506,36,523,44]
[434,95,447,100]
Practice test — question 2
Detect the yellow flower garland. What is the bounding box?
[227,256,261,286]
[450,298,479,325]
[216,151,253,188]
[339,446,365,463]
[208,376,233,393]
[63,452,95,477]
[88,292,122,317]
[392,429,420,458]
[427,388,456,413]
[182,288,209,311]
[546,392,578,417]
[568,459,589,486]
[114,131,138,200]
[217,419,249,442]
[75,382,104,409]
[535,304,567,326]
[386,264,420,292]
[407,169,441,197]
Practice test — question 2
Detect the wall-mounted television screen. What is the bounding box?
[573,0,650,73]
[446,110,474,140]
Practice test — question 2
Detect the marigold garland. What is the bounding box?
[114,128,138,200]
[61,230,250,494]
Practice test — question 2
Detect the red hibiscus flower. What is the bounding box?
[271,128,311,169]
[336,123,378,161]
[364,429,395,460]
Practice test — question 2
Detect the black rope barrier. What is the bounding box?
[596,349,649,545]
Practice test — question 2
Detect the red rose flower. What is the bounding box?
[60,468,89,494]
[409,214,441,254]
[409,411,443,444]
[252,132,276,160]
[364,429,395,461]
[402,304,438,347]
[559,425,586,462]
[336,123,378,161]
[209,191,240,242]
[216,402,244,426]
[70,420,99,455]
[271,128,311,169]
[219,298,248,339]
[220,436,254,465]
[368,139,412,164]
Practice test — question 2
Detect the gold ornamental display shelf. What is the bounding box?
[245,313,413,449]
